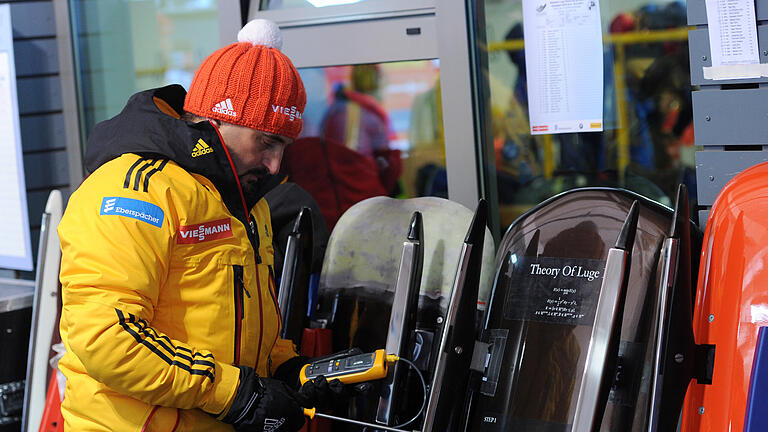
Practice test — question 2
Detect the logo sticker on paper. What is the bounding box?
[178,218,233,244]
[100,197,164,228]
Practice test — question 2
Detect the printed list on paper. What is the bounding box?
[522,0,604,135]
[705,0,760,70]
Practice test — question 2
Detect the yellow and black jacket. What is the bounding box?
[58,85,297,431]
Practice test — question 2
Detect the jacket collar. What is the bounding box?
[84,85,276,227]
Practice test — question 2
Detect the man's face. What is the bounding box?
[216,121,291,194]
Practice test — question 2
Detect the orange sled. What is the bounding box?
[682,161,768,432]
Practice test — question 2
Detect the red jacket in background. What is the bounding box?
[283,137,395,231]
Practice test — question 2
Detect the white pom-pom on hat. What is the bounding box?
[237,19,283,50]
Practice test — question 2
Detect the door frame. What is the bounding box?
[249,0,483,210]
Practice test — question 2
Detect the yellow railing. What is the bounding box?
[487,27,691,51]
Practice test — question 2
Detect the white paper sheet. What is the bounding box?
[0,53,29,262]
[0,4,33,270]
[705,0,760,77]
[523,0,604,135]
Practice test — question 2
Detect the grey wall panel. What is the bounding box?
[16,75,61,114]
[14,38,58,76]
[689,27,768,86]
[698,210,710,229]
[29,229,39,261]
[688,0,707,26]
[9,1,55,39]
[688,0,768,25]
[23,150,70,190]
[687,0,768,225]
[695,151,768,205]
[25,187,69,228]
[688,29,712,85]
[26,189,50,227]
[20,113,65,152]
[692,88,768,145]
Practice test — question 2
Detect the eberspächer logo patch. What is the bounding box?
[100,197,164,228]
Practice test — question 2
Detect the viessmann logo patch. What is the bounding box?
[177,218,233,244]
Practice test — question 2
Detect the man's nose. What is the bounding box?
[263,153,282,174]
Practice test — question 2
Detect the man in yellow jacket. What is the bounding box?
[57,20,335,431]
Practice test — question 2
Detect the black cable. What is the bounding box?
[391,357,427,429]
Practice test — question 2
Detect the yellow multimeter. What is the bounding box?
[300,351,427,430]
[299,349,393,385]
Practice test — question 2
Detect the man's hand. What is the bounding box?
[221,366,305,432]
[272,353,373,413]
[296,375,347,411]
[296,375,373,412]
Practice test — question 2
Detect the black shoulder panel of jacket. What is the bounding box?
[85,85,228,180]
[263,182,330,275]
[84,85,275,241]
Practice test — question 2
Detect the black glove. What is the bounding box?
[220,366,306,432]
[273,354,372,411]
[272,356,310,389]
[296,375,348,411]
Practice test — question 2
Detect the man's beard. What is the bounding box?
[240,167,271,207]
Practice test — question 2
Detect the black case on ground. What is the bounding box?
[0,285,34,431]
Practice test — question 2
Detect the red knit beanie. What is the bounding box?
[184,19,306,139]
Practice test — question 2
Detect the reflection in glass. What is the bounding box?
[478,0,697,230]
[70,0,219,136]
[468,189,702,431]
[260,0,368,10]
[284,61,445,232]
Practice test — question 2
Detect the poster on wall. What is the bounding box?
[0,4,34,271]
[522,0,604,135]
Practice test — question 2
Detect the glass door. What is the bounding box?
[469,0,696,233]
[250,0,484,215]
[68,0,228,139]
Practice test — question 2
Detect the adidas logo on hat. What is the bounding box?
[191,138,213,157]
[212,98,237,117]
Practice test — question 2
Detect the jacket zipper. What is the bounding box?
[267,265,283,333]
[210,120,261,263]
[233,265,245,364]
[211,121,265,367]
[254,264,265,369]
